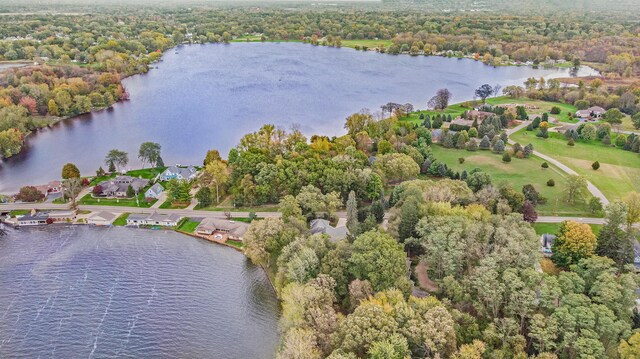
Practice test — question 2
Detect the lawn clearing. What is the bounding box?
[531,222,602,235]
[430,145,593,216]
[226,240,244,249]
[177,219,201,233]
[112,213,129,226]
[159,200,190,209]
[510,128,640,201]
[79,192,156,208]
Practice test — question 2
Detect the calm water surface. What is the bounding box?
[0,43,596,192]
[0,226,280,358]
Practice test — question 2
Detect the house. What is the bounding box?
[96,176,149,198]
[309,218,349,242]
[575,106,606,119]
[195,218,249,241]
[87,211,118,226]
[465,110,494,121]
[33,180,63,198]
[15,209,76,226]
[159,166,197,181]
[449,117,475,128]
[145,183,164,199]
[540,234,555,256]
[126,212,183,227]
[47,210,76,223]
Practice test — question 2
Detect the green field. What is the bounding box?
[430,146,593,216]
[90,167,164,186]
[532,222,602,235]
[112,213,129,226]
[402,97,578,125]
[341,39,392,50]
[79,192,156,208]
[510,129,640,201]
[177,219,201,233]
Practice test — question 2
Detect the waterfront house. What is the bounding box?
[47,210,76,223]
[15,209,76,226]
[159,166,197,182]
[126,212,183,227]
[195,218,249,241]
[96,176,149,198]
[145,183,164,199]
[309,218,349,242]
[575,106,606,119]
[87,211,118,226]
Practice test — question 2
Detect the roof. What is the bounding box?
[146,183,164,194]
[89,211,118,221]
[309,219,349,242]
[18,212,49,221]
[127,212,182,223]
[196,218,249,237]
[164,166,197,178]
[588,106,605,113]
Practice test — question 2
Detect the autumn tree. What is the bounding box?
[428,88,452,110]
[61,163,80,179]
[551,221,596,267]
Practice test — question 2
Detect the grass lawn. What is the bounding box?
[52,197,67,204]
[79,192,156,208]
[90,167,165,185]
[401,97,578,125]
[226,240,244,249]
[112,213,129,226]
[510,128,640,201]
[177,219,201,233]
[532,222,602,235]
[341,39,392,50]
[159,201,190,209]
[430,145,593,216]
[9,210,30,216]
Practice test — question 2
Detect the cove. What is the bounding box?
[0,225,280,358]
[0,42,596,192]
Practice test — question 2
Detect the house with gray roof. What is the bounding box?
[159,166,197,182]
[195,218,249,240]
[145,183,164,199]
[96,176,149,198]
[126,212,183,227]
[309,219,349,242]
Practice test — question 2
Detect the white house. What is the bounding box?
[145,183,164,199]
[87,211,118,226]
[159,166,197,181]
[126,212,183,227]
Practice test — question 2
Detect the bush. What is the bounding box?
[550,106,561,114]
[502,152,511,163]
[567,138,575,146]
[458,157,465,164]
[541,162,549,169]
[592,161,600,170]
[547,179,555,187]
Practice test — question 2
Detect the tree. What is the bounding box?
[368,335,411,359]
[565,175,587,203]
[466,171,491,192]
[597,201,632,268]
[203,160,229,203]
[619,332,640,359]
[592,161,600,170]
[522,201,537,223]
[105,149,128,172]
[623,192,640,230]
[61,163,80,179]
[551,221,596,267]
[522,184,540,205]
[47,99,59,116]
[349,231,408,292]
[92,184,103,196]
[138,142,162,168]
[346,191,359,236]
[428,88,452,110]
[632,112,640,130]
[196,186,213,208]
[373,153,420,183]
[502,152,511,163]
[126,184,135,198]
[64,178,84,208]
[203,149,222,166]
[16,186,44,202]
[345,113,374,136]
[604,108,624,125]
[475,84,494,103]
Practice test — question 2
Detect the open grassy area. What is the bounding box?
[430,145,593,216]
[226,240,244,249]
[112,213,129,226]
[9,210,30,216]
[341,39,392,50]
[159,200,190,209]
[177,219,201,233]
[532,222,602,235]
[90,167,164,185]
[510,129,640,201]
[79,192,156,208]
[402,96,578,125]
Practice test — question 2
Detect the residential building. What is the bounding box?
[87,211,118,226]
[15,209,76,226]
[126,212,182,227]
[195,218,249,241]
[159,166,197,181]
[96,176,149,198]
[145,183,164,199]
[309,218,349,242]
[47,210,76,223]
[575,106,606,119]
[540,234,555,256]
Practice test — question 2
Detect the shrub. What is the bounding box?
[550,106,561,114]
[547,179,555,187]
[458,157,465,164]
[567,138,575,146]
[592,161,600,170]
[615,134,626,147]
[541,162,549,168]
[502,152,511,163]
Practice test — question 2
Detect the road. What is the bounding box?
[506,121,610,206]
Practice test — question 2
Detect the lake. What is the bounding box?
[0,43,597,192]
[0,226,280,358]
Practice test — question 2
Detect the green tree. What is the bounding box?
[596,201,632,268]
[138,142,162,168]
[195,186,213,208]
[349,230,408,292]
[105,149,128,172]
[61,163,80,179]
[619,332,640,359]
[565,175,587,203]
[346,190,359,236]
[604,108,624,124]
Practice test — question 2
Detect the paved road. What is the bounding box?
[506,121,610,206]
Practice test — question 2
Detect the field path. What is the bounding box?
[506,121,610,206]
